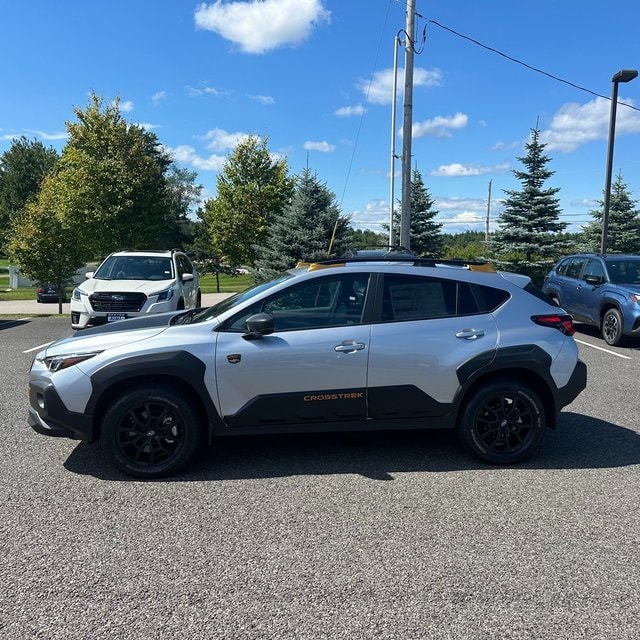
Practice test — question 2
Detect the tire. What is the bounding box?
[177,298,185,310]
[102,385,203,478]
[458,381,545,465]
[196,290,202,307]
[602,308,625,346]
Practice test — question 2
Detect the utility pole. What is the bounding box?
[400,0,416,250]
[485,179,492,242]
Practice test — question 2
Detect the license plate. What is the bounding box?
[107,313,126,323]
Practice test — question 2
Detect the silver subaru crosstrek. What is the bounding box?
[28,257,586,478]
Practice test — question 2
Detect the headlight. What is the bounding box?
[154,287,175,302]
[72,288,87,301]
[630,293,640,304]
[40,352,102,372]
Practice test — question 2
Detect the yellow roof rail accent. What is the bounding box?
[467,262,496,272]
[307,262,344,271]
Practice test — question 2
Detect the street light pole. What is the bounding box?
[600,69,638,255]
[400,0,416,250]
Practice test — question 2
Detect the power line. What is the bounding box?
[420,17,640,113]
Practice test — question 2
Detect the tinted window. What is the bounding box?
[565,258,586,279]
[223,274,370,332]
[380,275,509,322]
[606,259,640,284]
[583,259,604,281]
[554,258,572,276]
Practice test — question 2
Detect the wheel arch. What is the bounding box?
[87,351,224,442]
[455,346,560,429]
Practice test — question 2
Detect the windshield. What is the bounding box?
[184,272,298,324]
[94,256,174,281]
[606,259,640,285]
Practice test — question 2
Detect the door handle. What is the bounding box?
[334,341,366,353]
[455,329,485,340]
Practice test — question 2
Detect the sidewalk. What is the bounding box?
[0,292,234,316]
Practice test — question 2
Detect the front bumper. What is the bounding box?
[28,378,95,441]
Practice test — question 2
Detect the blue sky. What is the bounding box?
[2,0,640,235]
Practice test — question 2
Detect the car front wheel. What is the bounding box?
[102,385,202,478]
[458,381,545,464]
[602,308,625,346]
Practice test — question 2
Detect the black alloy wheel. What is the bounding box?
[602,308,625,346]
[103,386,202,478]
[458,381,545,464]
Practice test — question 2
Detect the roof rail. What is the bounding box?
[308,256,495,271]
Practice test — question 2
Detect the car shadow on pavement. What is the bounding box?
[0,318,31,330]
[63,411,640,482]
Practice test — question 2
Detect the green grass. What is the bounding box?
[0,271,252,301]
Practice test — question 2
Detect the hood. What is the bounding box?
[41,316,173,359]
[80,277,172,295]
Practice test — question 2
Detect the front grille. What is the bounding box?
[90,292,147,312]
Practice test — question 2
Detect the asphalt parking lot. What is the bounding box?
[1,313,639,639]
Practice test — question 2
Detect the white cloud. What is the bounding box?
[152,91,167,105]
[541,96,640,152]
[249,94,275,105]
[334,105,365,117]
[348,199,390,231]
[358,67,443,105]
[186,84,221,96]
[166,144,227,171]
[303,140,335,152]
[118,100,134,113]
[412,112,468,139]
[1,129,67,142]
[200,128,250,151]
[194,0,330,54]
[430,162,510,177]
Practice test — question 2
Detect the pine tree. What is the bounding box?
[387,169,442,255]
[492,128,569,281]
[407,169,443,256]
[253,168,350,281]
[581,174,640,253]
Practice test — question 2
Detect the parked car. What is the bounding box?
[70,249,201,330]
[542,253,640,346]
[36,284,67,303]
[28,256,586,478]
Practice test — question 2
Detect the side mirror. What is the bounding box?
[584,275,602,286]
[243,313,275,340]
[85,271,94,279]
[181,272,194,282]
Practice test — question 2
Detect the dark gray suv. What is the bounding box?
[542,253,640,346]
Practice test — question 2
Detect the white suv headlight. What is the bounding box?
[154,287,175,302]
[72,288,88,301]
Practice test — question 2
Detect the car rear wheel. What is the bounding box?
[102,385,202,478]
[458,381,545,464]
[602,308,625,346]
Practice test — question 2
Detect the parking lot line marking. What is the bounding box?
[574,338,632,359]
[23,341,53,354]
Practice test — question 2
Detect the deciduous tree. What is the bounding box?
[0,137,58,254]
[203,135,294,267]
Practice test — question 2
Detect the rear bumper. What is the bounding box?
[557,359,587,409]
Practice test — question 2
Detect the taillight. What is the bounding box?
[531,314,575,336]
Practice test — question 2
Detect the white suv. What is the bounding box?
[70,249,201,330]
